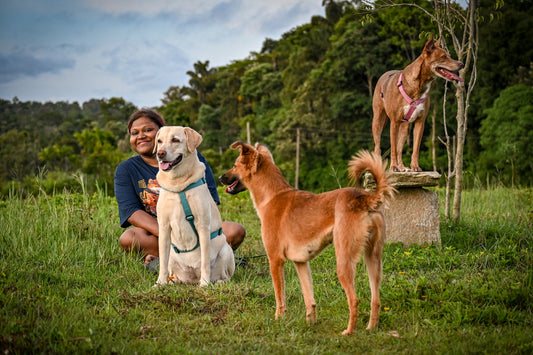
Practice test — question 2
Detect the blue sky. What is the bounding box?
[0,0,324,108]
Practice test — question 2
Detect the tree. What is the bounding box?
[371,0,479,222]
[159,85,191,127]
[479,84,533,186]
[0,130,40,184]
[38,144,76,172]
[74,127,124,189]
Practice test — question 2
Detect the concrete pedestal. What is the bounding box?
[364,171,441,246]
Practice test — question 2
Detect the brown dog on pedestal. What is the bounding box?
[372,36,464,172]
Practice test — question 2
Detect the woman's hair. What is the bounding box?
[127,108,166,133]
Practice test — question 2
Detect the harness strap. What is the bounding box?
[171,228,222,254]
[162,177,223,254]
[397,72,428,122]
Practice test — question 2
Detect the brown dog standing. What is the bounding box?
[372,36,464,172]
[220,142,394,335]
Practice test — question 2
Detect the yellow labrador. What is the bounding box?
[154,126,234,287]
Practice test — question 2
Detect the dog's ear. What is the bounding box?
[255,143,274,162]
[231,141,260,173]
[184,127,203,153]
[231,141,256,156]
[230,141,245,151]
[424,34,440,53]
[153,129,162,154]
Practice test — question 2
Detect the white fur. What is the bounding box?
[154,126,234,287]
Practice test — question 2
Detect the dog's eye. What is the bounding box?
[172,137,181,143]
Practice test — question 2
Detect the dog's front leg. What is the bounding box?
[410,118,426,172]
[269,258,286,319]
[198,226,211,287]
[155,223,171,287]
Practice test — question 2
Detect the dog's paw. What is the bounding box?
[153,279,168,288]
[306,312,317,324]
[389,165,400,172]
[199,279,210,287]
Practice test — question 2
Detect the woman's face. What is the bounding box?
[129,116,160,156]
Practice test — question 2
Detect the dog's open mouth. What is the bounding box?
[436,67,463,82]
[225,179,244,195]
[159,155,182,172]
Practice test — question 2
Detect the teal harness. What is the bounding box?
[160,177,222,254]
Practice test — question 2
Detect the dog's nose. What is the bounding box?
[459,61,464,69]
[158,150,166,159]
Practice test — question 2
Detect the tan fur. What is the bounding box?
[220,142,394,335]
[154,126,234,287]
[372,36,464,172]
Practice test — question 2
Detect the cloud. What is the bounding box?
[82,0,224,17]
[84,0,321,36]
[0,50,75,83]
[102,39,189,86]
[0,0,325,107]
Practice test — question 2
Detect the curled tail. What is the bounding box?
[348,150,395,210]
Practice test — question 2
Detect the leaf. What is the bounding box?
[389,330,401,338]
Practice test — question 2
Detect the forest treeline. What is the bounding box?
[1,0,532,197]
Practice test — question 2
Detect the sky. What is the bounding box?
[0,0,325,108]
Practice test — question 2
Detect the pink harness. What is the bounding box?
[397,73,428,122]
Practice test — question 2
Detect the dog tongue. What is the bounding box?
[442,68,463,82]
[160,161,172,170]
[225,180,238,194]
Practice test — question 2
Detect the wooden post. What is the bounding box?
[246,121,251,145]
[295,127,300,189]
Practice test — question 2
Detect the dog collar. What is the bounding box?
[397,72,428,122]
[159,177,207,194]
[161,177,222,254]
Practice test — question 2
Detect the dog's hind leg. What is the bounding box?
[388,120,401,171]
[334,215,367,335]
[364,213,386,330]
[293,261,317,324]
[269,258,287,320]
[395,122,410,171]
[372,110,388,158]
[335,251,359,335]
[213,243,235,283]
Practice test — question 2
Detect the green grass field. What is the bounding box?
[1,186,532,354]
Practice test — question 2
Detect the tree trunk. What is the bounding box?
[452,89,466,222]
[431,106,437,172]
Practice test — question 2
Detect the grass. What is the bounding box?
[1,186,532,354]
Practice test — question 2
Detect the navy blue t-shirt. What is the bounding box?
[114,152,220,228]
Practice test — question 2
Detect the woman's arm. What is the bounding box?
[127,210,159,237]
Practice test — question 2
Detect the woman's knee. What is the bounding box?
[119,227,149,251]
[119,229,134,250]
[222,221,246,250]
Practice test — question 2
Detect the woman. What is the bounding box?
[114,109,246,270]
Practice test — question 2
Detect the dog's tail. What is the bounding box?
[348,150,395,210]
